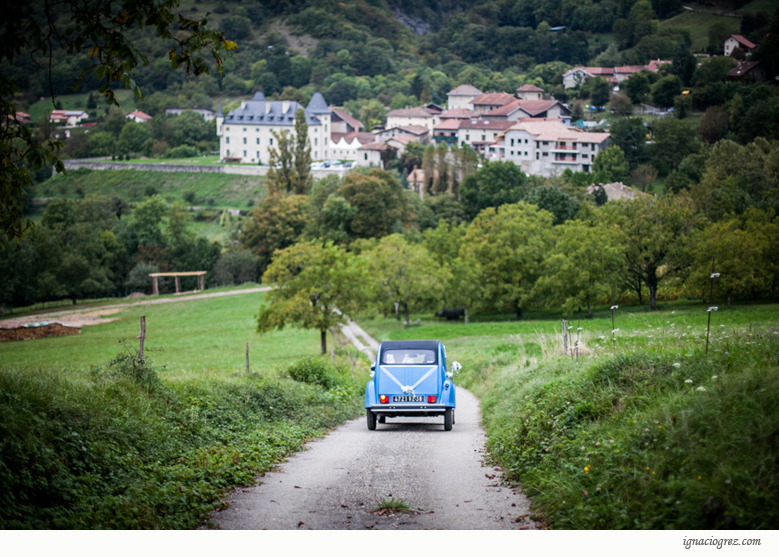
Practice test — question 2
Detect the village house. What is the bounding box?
[485,99,571,124]
[125,110,152,123]
[49,110,88,126]
[562,61,670,89]
[329,131,376,161]
[329,107,363,134]
[407,167,439,199]
[165,107,216,121]
[724,35,756,57]
[516,84,545,101]
[446,84,482,109]
[385,106,437,134]
[356,141,396,168]
[727,60,765,82]
[374,124,430,144]
[454,118,514,153]
[470,92,516,114]
[494,118,610,177]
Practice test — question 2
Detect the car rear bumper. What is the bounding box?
[368,404,451,417]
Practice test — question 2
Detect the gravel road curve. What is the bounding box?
[205,388,536,530]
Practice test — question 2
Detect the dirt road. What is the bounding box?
[206,325,537,530]
[0,287,272,328]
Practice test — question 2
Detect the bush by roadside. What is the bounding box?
[0,352,366,529]
[460,328,779,528]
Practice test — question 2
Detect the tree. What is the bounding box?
[649,118,699,176]
[610,118,648,169]
[293,109,311,194]
[623,72,651,105]
[459,161,528,220]
[367,234,450,324]
[671,43,696,86]
[590,78,611,109]
[651,75,682,108]
[630,164,658,192]
[117,122,151,155]
[610,93,633,117]
[533,221,624,318]
[266,129,297,195]
[593,146,630,183]
[524,186,581,225]
[241,195,309,275]
[602,194,700,309]
[337,169,407,239]
[1,0,231,248]
[257,242,369,354]
[461,202,553,320]
[687,218,763,308]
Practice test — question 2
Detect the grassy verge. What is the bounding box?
[0,290,367,528]
[0,353,365,529]
[34,168,265,209]
[367,304,779,528]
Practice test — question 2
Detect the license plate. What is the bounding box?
[392,395,423,402]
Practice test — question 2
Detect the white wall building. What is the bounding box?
[216,92,331,164]
[385,107,437,134]
[446,84,482,110]
[495,118,610,177]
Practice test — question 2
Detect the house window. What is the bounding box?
[243,137,247,144]
[364,153,368,160]
[226,127,230,131]
[536,141,540,148]
[536,153,539,159]
[511,151,514,155]
[525,151,528,156]
[256,138,260,145]
[270,138,273,145]
[226,137,230,144]
[243,128,246,132]
[243,150,246,157]
[466,135,470,141]
[256,151,260,160]
[314,138,317,146]
[542,141,548,145]
[525,139,528,144]
[543,152,548,157]
[481,135,485,141]
[511,139,515,146]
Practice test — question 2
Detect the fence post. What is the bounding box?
[139,316,146,358]
[562,319,567,356]
[246,342,249,373]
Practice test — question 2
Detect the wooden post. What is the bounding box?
[175,276,181,294]
[152,276,159,296]
[562,319,568,356]
[139,315,146,358]
[246,342,249,373]
[198,274,205,292]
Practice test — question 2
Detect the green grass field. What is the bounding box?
[658,7,741,52]
[24,89,138,123]
[35,168,265,209]
[0,289,330,372]
[363,300,779,528]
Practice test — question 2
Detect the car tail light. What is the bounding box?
[379,395,389,404]
[428,395,437,403]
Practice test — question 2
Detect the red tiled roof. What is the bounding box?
[728,35,756,49]
[127,110,152,120]
[330,108,363,131]
[439,108,475,119]
[434,119,463,131]
[471,92,516,106]
[358,141,397,151]
[386,107,434,118]
[517,84,544,92]
[395,125,429,135]
[615,66,647,74]
[447,84,482,96]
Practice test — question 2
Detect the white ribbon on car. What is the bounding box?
[380,366,437,396]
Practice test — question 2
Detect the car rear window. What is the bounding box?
[381,349,437,365]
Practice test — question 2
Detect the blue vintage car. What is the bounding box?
[364,340,461,431]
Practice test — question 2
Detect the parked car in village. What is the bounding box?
[365,340,461,431]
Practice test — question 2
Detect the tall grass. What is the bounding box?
[0,351,366,529]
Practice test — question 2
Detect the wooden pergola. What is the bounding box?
[149,271,207,295]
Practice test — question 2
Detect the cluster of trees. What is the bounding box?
[59,108,218,160]
[0,195,254,309]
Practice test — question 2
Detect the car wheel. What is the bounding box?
[367,409,376,431]
[453,410,455,425]
[378,415,386,424]
[444,408,453,431]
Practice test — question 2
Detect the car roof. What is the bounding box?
[380,340,440,351]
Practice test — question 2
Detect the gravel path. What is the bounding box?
[205,324,537,531]
[0,287,272,328]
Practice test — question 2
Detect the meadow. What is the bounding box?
[0,289,366,528]
[34,168,264,209]
[365,300,779,528]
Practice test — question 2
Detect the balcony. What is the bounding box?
[554,155,578,163]
[552,144,578,152]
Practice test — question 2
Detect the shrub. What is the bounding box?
[287,357,351,390]
[164,145,199,158]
